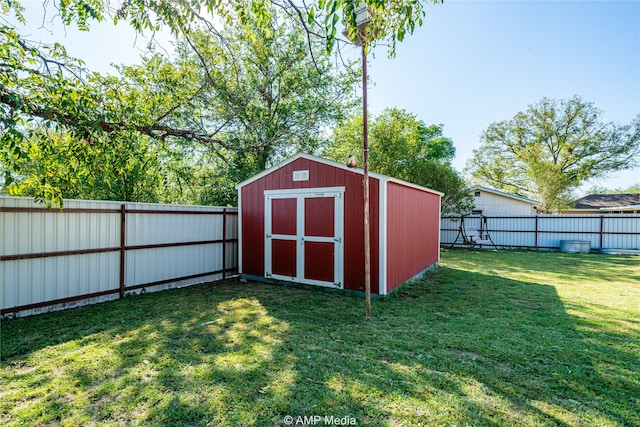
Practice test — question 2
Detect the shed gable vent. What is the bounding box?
[293,170,309,181]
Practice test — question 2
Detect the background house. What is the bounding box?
[562,194,640,214]
[468,185,540,215]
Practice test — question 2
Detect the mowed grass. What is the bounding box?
[1,249,639,426]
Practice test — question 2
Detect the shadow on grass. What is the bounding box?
[1,258,639,426]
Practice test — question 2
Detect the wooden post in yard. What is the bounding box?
[222,208,227,279]
[119,204,126,299]
[362,28,371,321]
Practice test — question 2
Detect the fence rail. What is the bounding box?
[441,214,640,250]
[1,197,238,316]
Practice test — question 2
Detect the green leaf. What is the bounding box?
[308,7,315,25]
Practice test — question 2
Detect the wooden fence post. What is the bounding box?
[119,204,126,299]
[222,208,227,279]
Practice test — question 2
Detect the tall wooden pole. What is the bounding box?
[119,204,126,299]
[362,30,371,321]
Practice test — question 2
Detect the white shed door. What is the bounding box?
[264,187,344,288]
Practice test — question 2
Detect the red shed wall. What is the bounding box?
[241,157,379,294]
[385,182,440,292]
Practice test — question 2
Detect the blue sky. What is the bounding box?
[12,0,640,193]
[365,0,640,193]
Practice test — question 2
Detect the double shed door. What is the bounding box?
[265,187,344,288]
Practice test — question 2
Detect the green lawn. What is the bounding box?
[1,249,639,426]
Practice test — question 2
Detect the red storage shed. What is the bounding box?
[237,153,442,296]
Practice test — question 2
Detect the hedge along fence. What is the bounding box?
[441,214,640,250]
[1,196,238,317]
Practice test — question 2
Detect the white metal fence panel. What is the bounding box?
[487,215,537,248]
[604,216,640,249]
[124,203,232,290]
[1,198,121,254]
[537,215,599,249]
[441,214,640,250]
[1,198,122,314]
[1,196,238,317]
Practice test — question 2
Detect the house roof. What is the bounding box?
[236,153,444,196]
[573,193,640,210]
[469,185,541,206]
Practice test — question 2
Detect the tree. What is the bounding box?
[465,96,640,212]
[169,18,359,171]
[97,11,357,205]
[2,127,169,205]
[1,0,446,205]
[1,0,444,144]
[1,0,443,53]
[1,4,358,205]
[586,184,640,195]
[323,108,473,212]
[0,0,443,139]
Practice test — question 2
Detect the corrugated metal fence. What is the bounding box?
[1,196,238,316]
[441,214,640,250]
[4,197,638,316]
